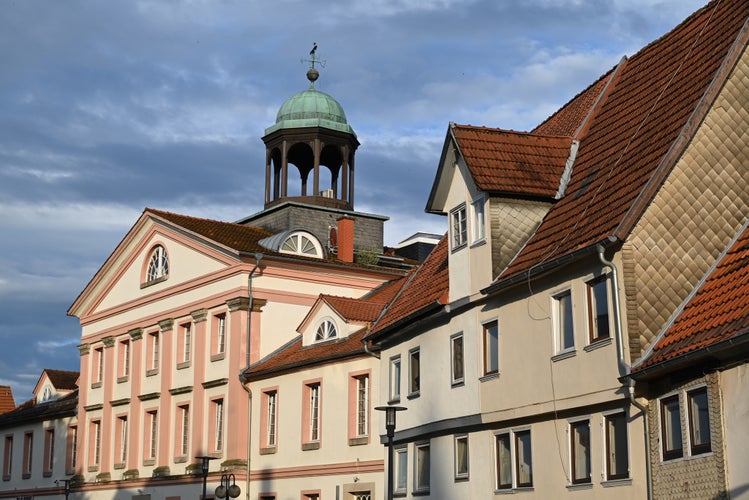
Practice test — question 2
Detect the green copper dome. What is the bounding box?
[264,88,356,137]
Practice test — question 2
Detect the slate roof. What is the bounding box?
[452,125,573,199]
[148,208,272,254]
[0,390,78,427]
[496,0,748,284]
[632,221,749,376]
[368,234,449,338]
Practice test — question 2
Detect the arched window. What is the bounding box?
[146,245,169,282]
[280,232,323,258]
[315,319,337,342]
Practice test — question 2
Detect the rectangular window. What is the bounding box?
[389,356,401,402]
[395,446,408,495]
[414,442,430,493]
[660,394,682,460]
[215,313,227,355]
[214,399,224,452]
[118,339,130,378]
[471,195,486,243]
[605,412,629,480]
[91,420,101,467]
[483,321,499,375]
[2,435,11,478]
[451,333,464,385]
[570,420,591,484]
[115,415,128,464]
[94,347,104,384]
[455,434,469,480]
[687,388,711,455]
[587,275,610,342]
[496,430,533,490]
[309,384,320,442]
[178,322,192,364]
[450,204,467,249]
[146,410,158,460]
[266,391,277,447]
[22,432,32,477]
[66,425,77,473]
[408,348,420,396]
[554,290,575,352]
[176,405,189,457]
[43,428,54,475]
[147,332,159,372]
[355,376,368,437]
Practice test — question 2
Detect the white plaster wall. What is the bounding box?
[722,363,749,499]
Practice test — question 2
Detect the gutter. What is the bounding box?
[597,244,652,500]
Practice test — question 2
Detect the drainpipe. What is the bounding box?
[361,337,380,359]
[240,253,263,500]
[597,244,652,500]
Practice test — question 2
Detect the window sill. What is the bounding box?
[602,478,632,487]
[43,470,53,477]
[412,489,430,496]
[88,466,100,472]
[302,442,320,451]
[495,487,534,494]
[146,369,159,377]
[387,397,401,405]
[566,482,593,491]
[174,456,188,464]
[584,337,612,352]
[349,436,369,447]
[451,379,465,388]
[259,447,277,455]
[114,462,126,470]
[22,473,31,479]
[91,381,102,389]
[454,474,469,482]
[2,475,9,481]
[211,353,226,362]
[407,391,420,400]
[140,275,168,289]
[480,372,499,382]
[177,361,191,370]
[450,243,467,253]
[551,349,577,362]
[143,459,156,467]
[117,376,129,384]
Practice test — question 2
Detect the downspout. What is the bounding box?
[362,337,380,359]
[597,244,652,500]
[240,253,263,500]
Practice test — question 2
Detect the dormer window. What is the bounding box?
[41,385,53,402]
[280,231,323,258]
[145,245,169,283]
[315,318,337,342]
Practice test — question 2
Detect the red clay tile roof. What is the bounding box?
[532,67,615,138]
[369,234,449,337]
[322,278,406,324]
[44,369,79,391]
[0,386,14,415]
[244,329,370,380]
[453,125,573,199]
[148,208,272,254]
[633,222,749,374]
[498,0,748,282]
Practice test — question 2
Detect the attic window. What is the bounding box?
[280,232,323,258]
[145,245,169,283]
[315,319,337,342]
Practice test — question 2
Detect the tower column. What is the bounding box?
[281,140,288,198]
[313,138,321,196]
[265,150,271,204]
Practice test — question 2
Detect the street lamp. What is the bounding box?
[375,405,406,500]
[195,455,218,500]
[55,479,72,500]
[215,473,241,499]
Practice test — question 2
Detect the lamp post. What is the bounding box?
[55,479,72,500]
[375,405,406,500]
[195,455,217,500]
[215,473,242,499]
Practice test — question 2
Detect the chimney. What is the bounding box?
[337,216,355,263]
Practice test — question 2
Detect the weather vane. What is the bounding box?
[301,42,325,88]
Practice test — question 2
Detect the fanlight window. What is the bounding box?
[146,245,169,282]
[280,232,323,258]
[315,319,337,342]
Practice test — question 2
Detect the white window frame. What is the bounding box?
[553,288,575,355]
[470,195,486,244]
[217,314,226,354]
[315,317,338,342]
[146,244,169,282]
[395,446,408,495]
[389,355,401,402]
[266,391,277,447]
[569,418,591,485]
[483,320,499,376]
[454,434,469,480]
[450,204,467,250]
[309,384,320,442]
[355,375,368,438]
[413,441,430,493]
[214,399,224,452]
[602,410,629,481]
[450,332,465,386]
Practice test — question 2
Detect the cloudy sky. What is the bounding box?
[0,0,707,400]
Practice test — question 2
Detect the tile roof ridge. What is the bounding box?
[452,122,572,139]
[147,207,261,229]
[572,56,627,140]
